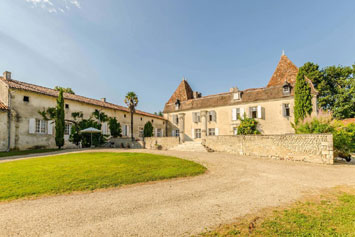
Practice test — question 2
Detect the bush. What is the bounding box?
[237,116,261,135]
[293,113,355,156]
[108,117,122,138]
[144,121,154,137]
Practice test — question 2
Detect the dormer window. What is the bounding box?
[233,92,241,100]
[175,99,181,110]
[283,81,291,95]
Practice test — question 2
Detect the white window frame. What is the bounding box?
[64,123,71,135]
[35,119,47,134]
[195,129,202,138]
[250,106,258,119]
[208,128,215,136]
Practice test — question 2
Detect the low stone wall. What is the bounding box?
[203,134,334,164]
[144,137,180,150]
[109,138,144,149]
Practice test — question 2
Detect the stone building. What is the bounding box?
[163,54,318,141]
[0,72,166,151]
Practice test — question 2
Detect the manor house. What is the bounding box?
[163,54,318,141]
[0,74,166,151]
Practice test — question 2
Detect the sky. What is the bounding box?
[0,0,354,113]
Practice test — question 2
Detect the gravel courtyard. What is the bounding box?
[0,149,354,236]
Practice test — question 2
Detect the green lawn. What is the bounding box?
[202,188,355,236]
[0,152,206,201]
[0,149,58,158]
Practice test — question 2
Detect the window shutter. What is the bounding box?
[215,128,219,136]
[161,129,164,137]
[191,128,195,139]
[155,128,158,137]
[257,105,262,118]
[29,118,36,134]
[232,108,237,121]
[47,120,54,135]
[248,107,252,118]
[126,125,130,136]
[282,104,286,117]
[172,130,176,136]
[198,113,201,122]
[212,111,216,122]
[240,108,245,119]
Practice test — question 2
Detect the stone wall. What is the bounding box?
[0,111,8,151]
[144,137,180,150]
[203,134,334,164]
[108,138,144,149]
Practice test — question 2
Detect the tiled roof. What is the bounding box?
[0,101,8,110]
[167,79,194,104]
[341,118,355,126]
[267,55,298,87]
[164,55,318,113]
[0,77,165,120]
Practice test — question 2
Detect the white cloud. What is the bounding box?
[25,0,81,13]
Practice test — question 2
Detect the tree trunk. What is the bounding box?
[130,111,134,141]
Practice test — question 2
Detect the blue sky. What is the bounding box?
[1,0,354,113]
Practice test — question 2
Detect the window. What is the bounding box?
[35,119,46,134]
[156,128,162,137]
[65,104,69,109]
[236,108,241,119]
[64,123,71,135]
[208,111,216,122]
[208,128,215,136]
[140,117,143,121]
[195,129,201,138]
[175,130,180,137]
[172,114,179,125]
[23,96,29,102]
[152,119,154,123]
[233,127,238,135]
[283,86,290,93]
[124,114,126,118]
[250,107,257,119]
[283,104,290,117]
[123,125,129,136]
[192,112,201,123]
[139,127,144,137]
[233,92,240,100]
[175,99,181,110]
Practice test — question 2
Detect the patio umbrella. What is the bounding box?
[80,127,102,147]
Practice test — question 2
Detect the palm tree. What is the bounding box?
[124,92,138,141]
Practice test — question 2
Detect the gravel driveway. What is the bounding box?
[0,149,355,236]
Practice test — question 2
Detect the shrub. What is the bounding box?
[108,117,122,138]
[144,121,154,137]
[237,116,261,135]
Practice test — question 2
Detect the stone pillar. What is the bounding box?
[200,110,208,138]
[178,113,185,142]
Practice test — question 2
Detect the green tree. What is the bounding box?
[54,86,75,94]
[294,67,313,124]
[55,89,65,149]
[154,111,163,117]
[237,115,260,135]
[124,92,138,141]
[143,121,153,138]
[108,117,122,138]
[92,109,108,123]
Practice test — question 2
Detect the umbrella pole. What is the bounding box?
[91,133,93,148]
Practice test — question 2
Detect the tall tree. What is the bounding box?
[294,67,313,124]
[54,86,75,94]
[124,92,138,141]
[55,89,65,149]
[143,121,153,138]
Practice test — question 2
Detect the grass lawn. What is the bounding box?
[201,188,355,236]
[0,152,206,201]
[0,149,58,158]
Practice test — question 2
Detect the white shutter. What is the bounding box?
[212,111,217,122]
[232,108,237,121]
[282,104,286,117]
[215,128,219,136]
[29,118,36,134]
[257,106,262,119]
[240,108,245,119]
[161,129,164,137]
[126,125,130,136]
[192,113,196,123]
[172,130,176,137]
[155,128,158,137]
[47,120,54,135]
[191,128,195,139]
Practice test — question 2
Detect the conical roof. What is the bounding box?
[267,55,299,87]
[167,79,194,104]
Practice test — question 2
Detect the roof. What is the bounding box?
[267,55,299,87]
[167,79,194,104]
[0,77,165,120]
[164,54,317,113]
[0,101,8,110]
[164,84,296,113]
[341,118,355,126]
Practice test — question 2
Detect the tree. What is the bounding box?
[299,62,355,119]
[154,111,163,117]
[143,121,153,138]
[294,67,313,124]
[108,117,122,138]
[54,86,75,94]
[55,89,65,149]
[237,115,260,135]
[92,109,108,123]
[124,92,138,141]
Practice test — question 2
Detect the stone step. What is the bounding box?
[170,141,208,152]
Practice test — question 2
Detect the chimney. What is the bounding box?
[101,98,106,102]
[193,91,202,99]
[3,71,11,80]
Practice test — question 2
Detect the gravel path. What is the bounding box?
[1,149,355,236]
